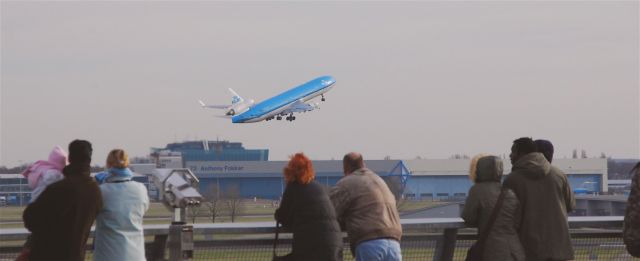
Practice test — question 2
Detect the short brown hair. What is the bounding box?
[106,149,129,169]
[283,153,315,185]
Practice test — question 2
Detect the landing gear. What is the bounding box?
[285,114,296,121]
[276,116,282,120]
[321,94,326,102]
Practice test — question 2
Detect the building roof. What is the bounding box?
[405,158,607,176]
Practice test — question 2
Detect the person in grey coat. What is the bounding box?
[503,137,575,261]
[462,154,525,261]
[624,162,640,257]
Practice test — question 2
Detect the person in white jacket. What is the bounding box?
[93,149,149,261]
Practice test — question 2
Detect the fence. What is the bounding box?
[0,217,635,260]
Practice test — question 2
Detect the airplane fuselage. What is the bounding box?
[231,76,336,123]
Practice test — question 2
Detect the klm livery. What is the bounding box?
[199,76,336,123]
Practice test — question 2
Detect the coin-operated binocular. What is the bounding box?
[152,169,203,261]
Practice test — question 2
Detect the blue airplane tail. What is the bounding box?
[229,88,244,104]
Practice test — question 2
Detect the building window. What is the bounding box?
[420,193,433,198]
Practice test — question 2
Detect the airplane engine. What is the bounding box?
[227,99,254,116]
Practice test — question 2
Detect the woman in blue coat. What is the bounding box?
[93,149,149,261]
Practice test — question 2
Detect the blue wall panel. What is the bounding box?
[405,176,473,199]
[567,174,601,192]
[196,174,345,199]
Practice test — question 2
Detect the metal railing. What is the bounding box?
[0,217,634,261]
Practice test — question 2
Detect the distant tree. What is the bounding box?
[224,185,243,223]
[608,159,640,180]
[384,156,391,160]
[0,164,29,174]
[187,204,201,224]
[572,149,578,159]
[600,152,607,159]
[205,184,223,223]
[449,154,470,160]
[581,150,588,159]
[91,165,105,173]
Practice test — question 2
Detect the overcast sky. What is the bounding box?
[1,1,638,167]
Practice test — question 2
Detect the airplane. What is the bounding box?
[198,76,336,123]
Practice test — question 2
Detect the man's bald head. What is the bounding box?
[343,152,365,175]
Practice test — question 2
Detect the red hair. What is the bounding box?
[283,153,315,185]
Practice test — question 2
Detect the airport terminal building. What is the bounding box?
[185,157,607,200]
[0,140,610,205]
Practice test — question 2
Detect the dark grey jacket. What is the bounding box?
[624,163,640,257]
[462,156,525,261]
[275,180,343,261]
[503,152,575,261]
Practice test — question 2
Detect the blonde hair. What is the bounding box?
[469,154,489,183]
[106,149,129,169]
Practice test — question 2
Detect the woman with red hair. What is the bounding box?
[275,153,343,261]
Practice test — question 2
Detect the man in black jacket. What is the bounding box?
[23,140,103,261]
[503,137,575,261]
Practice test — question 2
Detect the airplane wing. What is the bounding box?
[280,100,319,115]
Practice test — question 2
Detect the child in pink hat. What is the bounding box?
[22,146,68,202]
[17,146,69,261]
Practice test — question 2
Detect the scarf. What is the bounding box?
[95,168,134,184]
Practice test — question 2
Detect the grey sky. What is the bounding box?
[1,1,638,167]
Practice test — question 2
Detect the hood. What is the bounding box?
[512,152,551,179]
[48,146,68,170]
[22,146,68,189]
[475,156,503,183]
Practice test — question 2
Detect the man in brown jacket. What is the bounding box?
[503,137,575,261]
[330,152,402,261]
[23,140,103,261]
